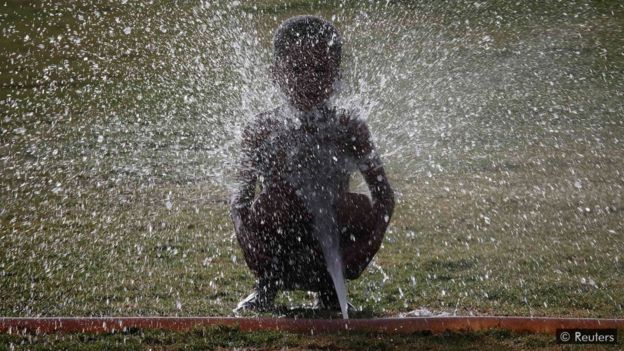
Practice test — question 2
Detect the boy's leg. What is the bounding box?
[313,193,379,311]
[336,193,380,280]
[235,188,295,311]
[235,185,331,308]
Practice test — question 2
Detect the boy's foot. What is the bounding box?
[234,281,277,313]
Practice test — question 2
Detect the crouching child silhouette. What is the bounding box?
[230,15,395,312]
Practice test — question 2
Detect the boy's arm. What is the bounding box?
[230,126,258,233]
[351,119,395,237]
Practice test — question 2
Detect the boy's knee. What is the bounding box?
[344,258,371,280]
[344,192,372,209]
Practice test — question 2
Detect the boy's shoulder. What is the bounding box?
[335,108,371,138]
[249,107,282,129]
[241,107,283,144]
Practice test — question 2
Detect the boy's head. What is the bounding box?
[272,15,342,111]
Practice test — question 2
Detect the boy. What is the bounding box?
[230,15,394,311]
